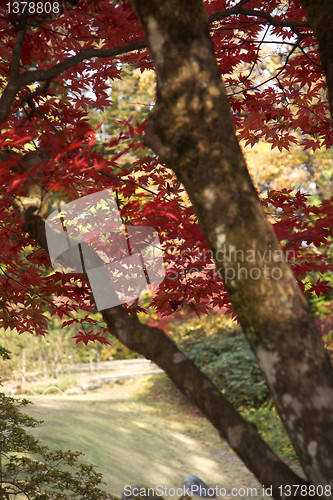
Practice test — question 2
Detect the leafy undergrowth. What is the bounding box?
[242,404,298,463]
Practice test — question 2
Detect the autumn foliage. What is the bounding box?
[0,0,332,344]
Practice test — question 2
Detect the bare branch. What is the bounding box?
[10,10,29,80]
[99,170,158,197]
[0,39,145,124]
[210,5,309,35]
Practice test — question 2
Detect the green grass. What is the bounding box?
[23,374,277,499]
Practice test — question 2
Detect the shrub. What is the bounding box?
[172,316,270,408]
[243,403,298,463]
[170,314,299,462]
[0,390,118,499]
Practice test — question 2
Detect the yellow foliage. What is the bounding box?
[243,140,333,197]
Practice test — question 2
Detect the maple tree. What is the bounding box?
[0,0,333,498]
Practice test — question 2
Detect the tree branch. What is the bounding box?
[20,208,307,498]
[0,1,311,124]
[0,39,146,124]
[210,5,309,35]
[10,10,29,80]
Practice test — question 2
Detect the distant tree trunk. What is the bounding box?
[42,358,48,379]
[95,350,100,371]
[21,349,26,384]
[38,353,42,373]
[53,350,59,379]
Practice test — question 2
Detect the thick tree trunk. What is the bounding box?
[129,0,333,490]
[22,211,307,499]
[299,1,333,117]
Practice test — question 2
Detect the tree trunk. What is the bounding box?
[89,351,94,373]
[43,358,48,379]
[129,0,333,490]
[53,350,59,379]
[21,348,26,384]
[95,349,100,371]
[299,1,333,117]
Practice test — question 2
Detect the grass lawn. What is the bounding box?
[24,373,273,499]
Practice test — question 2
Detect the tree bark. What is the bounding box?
[22,210,307,499]
[299,1,333,117]
[129,0,333,490]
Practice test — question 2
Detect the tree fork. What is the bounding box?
[129,0,333,489]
